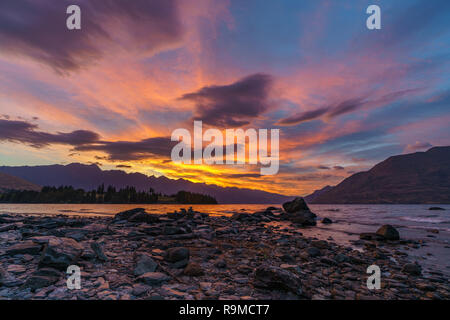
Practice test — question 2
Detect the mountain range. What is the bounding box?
[307,146,450,204]
[0,172,41,192]
[1,146,448,204]
[0,163,292,204]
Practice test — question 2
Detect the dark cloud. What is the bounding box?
[180,73,273,127]
[317,165,330,170]
[0,118,175,161]
[0,119,100,147]
[116,164,132,168]
[278,97,367,126]
[326,98,366,117]
[333,165,345,170]
[74,137,177,161]
[277,108,328,125]
[226,173,261,179]
[0,0,182,73]
[284,173,340,182]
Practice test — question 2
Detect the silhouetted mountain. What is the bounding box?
[0,172,41,192]
[0,163,292,204]
[304,185,334,203]
[310,146,450,204]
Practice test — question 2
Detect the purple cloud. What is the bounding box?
[0,119,99,147]
[180,73,273,127]
[0,0,182,73]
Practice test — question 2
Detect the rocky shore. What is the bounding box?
[0,198,448,300]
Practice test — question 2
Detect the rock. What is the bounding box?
[282,197,311,213]
[402,263,422,276]
[280,254,296,263]
[90,242,108,262]
[6,264,26,274]
[287,211,317,226]
[172,259,189,269]
[183,262,204,276]
[215,259,227,268]
[311,240,329,249]
[38,237,83,270]
[132,283,151,296]
[359,233,385,241]
[334,254,350,263]
[114,208,146,221]
[376,225,400,240]
[231,212,252,221]
[253,265,302,295]
[280,264,301,273]
[5,241,42,255]
[0,266,6,285]
[322,217,333,224]
[428,207,445,211]
[25,268,61,291]
[236,265,253,275]
[165,247,190,263]
[134,254,158,276]
[137,272,170,285]
[306,247,321,257]
[128,211,160,224]
[0,223,18,232]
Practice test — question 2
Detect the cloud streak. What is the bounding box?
[0,0,182,73]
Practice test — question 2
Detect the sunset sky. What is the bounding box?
[0,0,449,196]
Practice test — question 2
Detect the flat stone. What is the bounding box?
[137,272,170,285]
[6,264,26,274]
[253,265,302,295]
[5,241,42,255]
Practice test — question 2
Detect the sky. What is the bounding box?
[0,0,449,196]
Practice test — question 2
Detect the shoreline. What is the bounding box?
[0,206,449,300]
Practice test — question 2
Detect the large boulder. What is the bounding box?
[183,262,204,276]
[428,207,445,211]
[322,217,333,224]
[281,197,317,226]
[134,253,158,276]
[289,211,317,226]
[165,247,190,263]
[253,265,302,295]
[282,197,311,213]
[38,237,83,270]
[402,263,422,276]
[127,211,160,223]
[25,268,61,292]
[376,225,400,240]
[114,208,146,221]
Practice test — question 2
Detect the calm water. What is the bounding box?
[1,203,449,276]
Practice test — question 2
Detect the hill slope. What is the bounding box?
[310,146,450,204]
[0,172,41,192]
[0,163,291,204]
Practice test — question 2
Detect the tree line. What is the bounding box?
[0,185,217,204]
